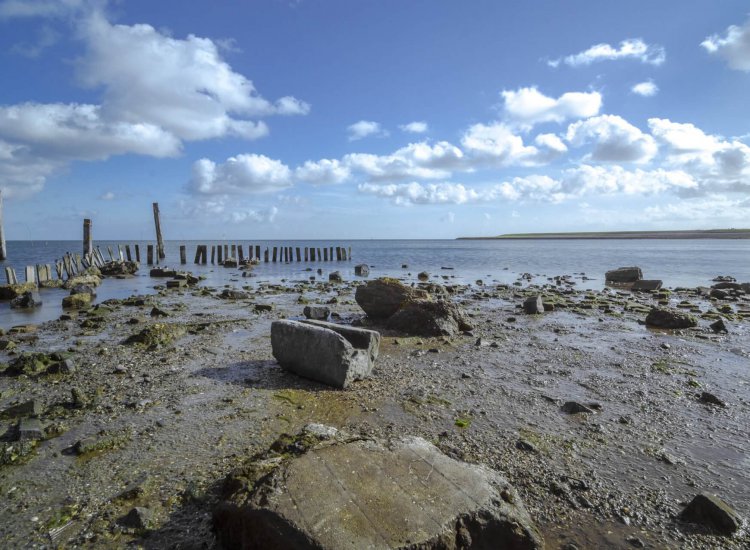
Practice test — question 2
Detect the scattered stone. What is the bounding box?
[16,418,44,441]
[709,319,728,333]
[355,278,429,319]
[271,320,380,388]
[354,264,370,277]
[124,323,187,350]
[70,283,96,297]
[699,391,726,407]
[417,271,430,281]
[516,439,538,453]
[387,299,473,337]
[149,268,177,278]
[626,535,645,548]
[0,282,38,300]
[10,291,42,309]
[523,295,544,314]
[220,289,249,300]
[302,305,330,320]
[62,274,101,290]
[214,428,543,550]
[121,507,155,530]
[150,306,169,317]
[710,288,729,299]
[561,401,594,414]
[605,266,643,283]
[679,492,743,535]
[5,352,69,377]
[1,400,43,419]
[254,303,273,312]
[166,279,187,289]
[223,259,238,268]
[645,307,698,329]
[328,271,343,283]
[632,279,663,291]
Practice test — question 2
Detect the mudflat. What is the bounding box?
[0,270,748,549]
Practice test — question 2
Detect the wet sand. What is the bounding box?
[0,268,748,549]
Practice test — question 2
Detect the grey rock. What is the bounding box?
[355,278,429,319]
[712,281,742,290]
[523,295,544,314]
[223,259,239,268]
[214,430,544,550]
[10,291,42,309]
[271,320,380,388]
[121,506,155,530]
[328,271,343,283]
[16,418,44,441]
[632,279,663,291]
[645,307,698,329]
[710,318,728,333]
[699,391,726,407]
[387,299,473,337]
[220,289,249,300]
[354,264,370,277]
[149,267,176,278]
[679,492,743,535]
[70,284,96,297]
[100,261,138,277]
[516,439,538,453]
[710,288,729,299]
[605,266,643,283]
[1,400,43,419]
[166,279,187,289]
[303,305,330,320]
[418,271,430,281]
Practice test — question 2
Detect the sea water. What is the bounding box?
[0,239,748,329]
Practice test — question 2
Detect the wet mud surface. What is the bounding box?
[0,269,748,549]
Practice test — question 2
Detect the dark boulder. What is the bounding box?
[679,493,743,535]
[303,305,330,320]
[10,291,42,309]
[632,279,663,291]
[605,266,643,283]
[387,299,473,337]
[645,307,698,329]
[328,271,343,283]
[100,261,138,277]
[523,295,544,314]
[354,264,370,277]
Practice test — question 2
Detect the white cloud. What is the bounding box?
[295,159,351,185]
[399,121,428,134]
[566,115,658,163]
[347,120,387,141]
[99,191,115,200]
[701,17,750,72]
[461,123,538,162]
[187,154,292,195]
[231,206,278,223]
[0,7,308,196]
[344,141,464,181]
[500,87,602,129]
[551,38,665,67]
[631,81,659,97]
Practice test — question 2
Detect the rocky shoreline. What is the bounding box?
[0,264,748,548]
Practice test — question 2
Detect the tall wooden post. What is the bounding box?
[0,189,6,261]
[152,203,165,259]
[83,218,92,257]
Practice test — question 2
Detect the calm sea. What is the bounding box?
[0,239,748,329]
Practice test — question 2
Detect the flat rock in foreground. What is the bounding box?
[214,428,543,549]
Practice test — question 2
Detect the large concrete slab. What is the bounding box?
[271,320,380,388]
[214,428,544,549]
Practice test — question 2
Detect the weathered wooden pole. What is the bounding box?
[179,245,186,264]
[296,247,301,261]
[223,244,229,259]
[83,219,92,257]
[255,245,261,260]
[264,248,269,262]
[134,245,141,263]
[0,190,6,261]
[211,245,216,264]
[147,245,154,265]
[152,203,166,259]
[272,247,277,262]
[217,245,223,264]
[238,245,244,262]
[125,245,132,262]
[304,247,309,261]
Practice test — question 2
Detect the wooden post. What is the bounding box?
[83,218,92,257]
[336,247,341,261]
[125,245,132,262]
[272,247,277,262]
[5,267,16,284]
[223,244,229,259]
[230,244,236,259]
[25,265,36,285]
[107,246,114,261]
[238,245,244,262]
[75,254,83,272]
[117,245,123,261]
[147,245,154,265]
[217,245,223,264]
[316,248,322,261]
[193,245,201,264]
[179,245,186,264]
[255,245,261,260]
[296,247,301,261]
[36,264,47,283]
[211,245,216,264]
[55,262,62,279]
[323,248,328,261]
[264,248,269,262]
[133,245,139,263]
[0,190,6,261]
[202,245,208,264]
[153,203,165,259]
[348,247,352,260]
[304,247,309,261]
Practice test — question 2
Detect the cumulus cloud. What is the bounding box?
[295,159,351,185]
[187,154,292,195]
[566,115,658,163]
[347,120,387,141]
[231,206,278,223]
[631,81,659,97]
[0,7,308,196]
[550,38,665,67]
[345,141,464,181]
[500,87,602,129]
[701,17,750,72]
[98,191,115,200]
[399,121,429,134]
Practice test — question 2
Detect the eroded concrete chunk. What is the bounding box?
[214,427,544,550]
[271,320,380,388]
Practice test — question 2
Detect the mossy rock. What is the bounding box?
[62,275,101,290]
[0,282,38,300]
[4,352,70,377]
[124,323,187,349]
[62,293,92,309]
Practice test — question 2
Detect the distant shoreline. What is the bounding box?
[457,229,750,240]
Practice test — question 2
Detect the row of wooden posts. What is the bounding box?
[186,244,352,264]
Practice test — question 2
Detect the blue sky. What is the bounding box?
[0,0,749,239]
